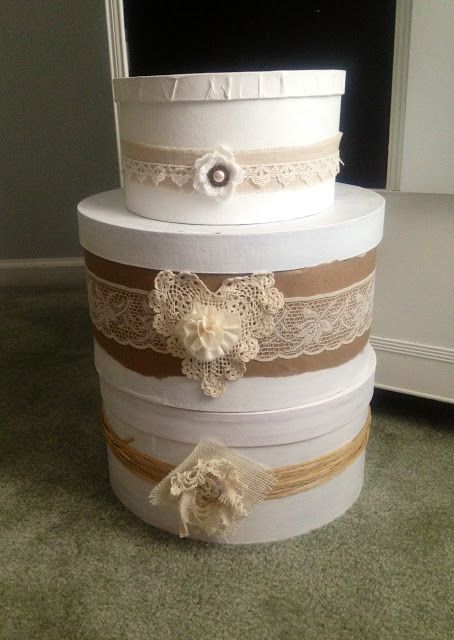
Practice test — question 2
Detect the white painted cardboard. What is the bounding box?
[101,371,374,448]
[94,342,376,413]
[104,396,370,543]
[124,179,336,225]
[117,97,342,147]
[113,70,346,104]
[113,71,346,223]
[78,184,384,273]
[108,451,365,543]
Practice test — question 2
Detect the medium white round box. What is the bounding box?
[78,184,384,412]
[77,183,384,273]
[102,351,375,544]
[113,70,346,225]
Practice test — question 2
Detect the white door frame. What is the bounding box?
[105,0,129,184]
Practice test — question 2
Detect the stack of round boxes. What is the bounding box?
[78,71,384,543]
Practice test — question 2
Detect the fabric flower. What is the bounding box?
[175,302,241,362]
[169,458,247,538]
[193,146,244,199]
[149,270,284,397]
[150,440,276,540]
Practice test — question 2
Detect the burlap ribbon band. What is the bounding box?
[85,250,375,379]
[121,134,342,193]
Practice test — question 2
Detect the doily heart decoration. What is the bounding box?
[149,270,285,397]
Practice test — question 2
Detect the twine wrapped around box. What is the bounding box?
[102,409,371,539]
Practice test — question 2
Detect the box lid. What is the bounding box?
[113,69,346,103]
[77,184,384,273]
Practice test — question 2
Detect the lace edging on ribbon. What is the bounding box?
[121,134,342,196]
[86,269,375,362]
[122,154,340,190]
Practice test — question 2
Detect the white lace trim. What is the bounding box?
[86,268,374,366]
[86,276,168,353]
[258,275,375,359]
[122,153,340,190]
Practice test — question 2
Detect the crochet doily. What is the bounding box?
[148,270,284,397]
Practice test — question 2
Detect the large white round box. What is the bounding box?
[77,183,383,273]
[113,70,346,224]
[102,350,375,544]
[78,184,384,413]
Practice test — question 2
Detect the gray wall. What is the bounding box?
[0,1,119,260]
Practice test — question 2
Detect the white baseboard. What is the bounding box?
[0,257,85,287]
[371,335,454,404]
[371,335,454,364]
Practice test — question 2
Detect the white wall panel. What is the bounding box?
[399,0,454,194]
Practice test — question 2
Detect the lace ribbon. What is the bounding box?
[121,134,341,194]
[86,268,374,360]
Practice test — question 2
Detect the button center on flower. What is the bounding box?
[208,164,230,187]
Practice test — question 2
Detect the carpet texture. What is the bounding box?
[1,286,453,640]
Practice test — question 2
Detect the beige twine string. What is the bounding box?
[101,408,371,500]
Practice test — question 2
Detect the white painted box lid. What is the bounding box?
[78,183,384,273]
[113,70,346,104]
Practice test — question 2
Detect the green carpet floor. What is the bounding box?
[1,286,453,640]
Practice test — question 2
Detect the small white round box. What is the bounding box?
[113,70,346,224]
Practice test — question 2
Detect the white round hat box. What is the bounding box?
[113,70,346,225]
[102,350,375,544]
[78,184,384,413]
[77,183,384,543]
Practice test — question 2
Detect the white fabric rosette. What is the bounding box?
[150,440,276,540]
[175,302,241,362]
[193,146,244,199]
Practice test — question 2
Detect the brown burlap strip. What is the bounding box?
[93,330,370,378]
[86,249,375,378]
[102,408,371,499]
[84,249,376,297]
